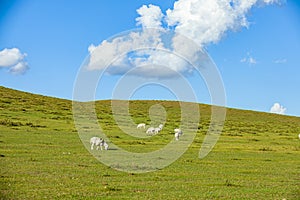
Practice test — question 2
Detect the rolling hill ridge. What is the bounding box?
[0,86,299,199]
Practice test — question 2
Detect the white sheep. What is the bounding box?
[158,124,164,130]
[298,133,300,140]
[154,127,161,134]
[90,137,108,150]
[101,141,109,150]
[174,132,180,141]
[146,127,155,135]
[174,128,181,133]
[137,123,146,129]
[174,128,183,141]
[90,137,102,150]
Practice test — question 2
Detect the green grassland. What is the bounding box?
[0,86,299,199]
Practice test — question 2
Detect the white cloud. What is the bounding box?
[87,29,165,70]
[165,0,283,47]
[274,58,287,64]
[240,57,247,63]
[9,62,29,75]
[263,0,284,4]
[0,48,29,75]
[166,0,246,47]
[241,52,257,65]
[136,4,164,29]
[270,103,286,114]
[249,57,257,65]
[86,0,283,78]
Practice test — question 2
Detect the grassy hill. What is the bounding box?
[0,86,299,199]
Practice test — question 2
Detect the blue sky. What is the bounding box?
[0,0,299,116]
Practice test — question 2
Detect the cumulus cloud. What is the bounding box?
[87,0,283,78]
[136,4,164,29]
[166,0,247,47]
[0,48,29,75]
[270,103,286,114]
[88,30,165,69]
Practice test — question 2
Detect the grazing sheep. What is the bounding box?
[154,127,161,134]
[298,133,300,140]
[174,128,182,134]
[146,127,155,135]
[90,137,108,150]
[174,132,180,141]
[90,137,102,150]
[101,140,109,151]
[158,124,164,129]
[174,128,183,141]
[137,123,146,129]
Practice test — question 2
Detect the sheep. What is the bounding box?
[90,137,108,150]
[158,124,164,130]
[146,127,155,135]
[174,128,181,133]
[174,132,180,141]
[101,141,109,150]
[154,127,161,134]
[174,128,183,141]
[90,137,102,150]
[298,133,300,140]
[137,123,146,129]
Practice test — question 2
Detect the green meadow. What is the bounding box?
[0,86,299,199]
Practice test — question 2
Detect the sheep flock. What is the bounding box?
[90,123,183,151]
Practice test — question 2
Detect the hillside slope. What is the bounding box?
[0,86,299,199]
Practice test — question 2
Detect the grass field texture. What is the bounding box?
[0,86,299,199]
